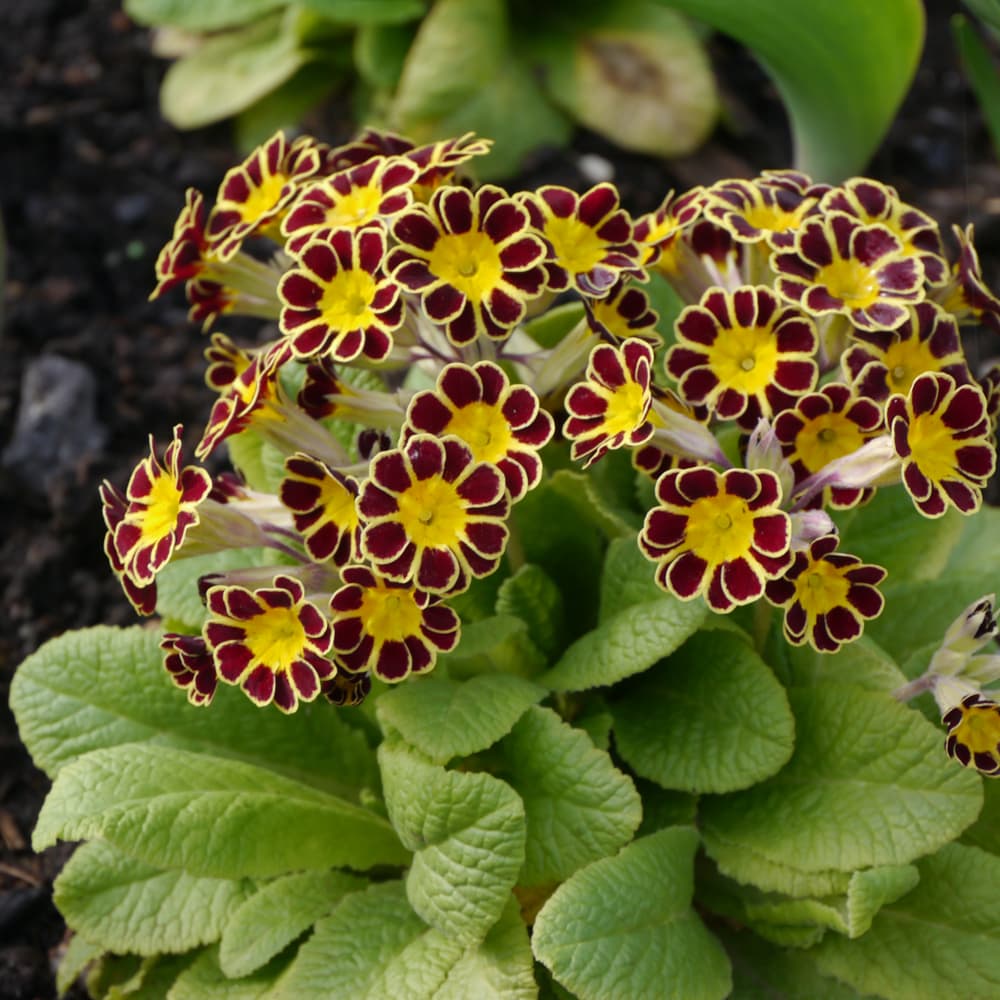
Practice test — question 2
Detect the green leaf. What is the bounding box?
[700,683,983,874]
[499,706,641,886]
[438,614,547,679]
[379,742,525,944]
[533,827,732,1000]
[813,843,1000,1000]
[354,21,415,90]
[226,426,291,495]
[160,13,310,129]
[523,301,585,350]
[298,0,425,23]
[548,467,639,539]
[656,0,924,180]
[54,839,251,955]
[635,779,698,836]
[955,14,1000,160]
[495,564,568,660]
[946,502,1000,576]
[125,0,288,32]
[765,630,907,694]
[10,626,379,798]
[34,743,408,878]
[375,673,546,764]
[219,870,366,978]
[57,933,103,996]
[170,947,293,1000]
[962,774,1000,855]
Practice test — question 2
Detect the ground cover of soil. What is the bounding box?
[0,1,996,996]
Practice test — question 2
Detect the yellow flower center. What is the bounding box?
[358,587,424,642]
[318,269,378,331]
[954,704,1000,754]
[544,215,607,275]
[881,337,940,395]
[318,476,359,530]
[793,559,850,617]
[684,492,756,565]
[600,380,649,437]
[326,185,383,228]
[907,411,959,483]
[794,411,866,473]
[742,203,803,233]
[396,476,467,548]
[427,231,504,301]
[239,173,287,223]
[705,326,779,397]
[816,258,880,309]
[244,605,307,673]
[136,473,184,543]
[445,401,513,465]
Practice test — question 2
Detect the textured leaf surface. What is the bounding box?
[500,706,641,886]
[613,630,794,793]
[438,614,546,679]
[533,827,731,1000]
[171,948,292,1000]
[495,564,567,659]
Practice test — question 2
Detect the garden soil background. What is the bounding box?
[1,0,998,996]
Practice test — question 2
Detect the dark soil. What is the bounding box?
[0,0,996,996]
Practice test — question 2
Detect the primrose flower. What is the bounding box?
[160,633,218,707]
[520,183,643,296]
[639,467,792,613]
[151,188,212,298]
[633,187,705,268]
[279,453,361,565]
[773,212,924,331]
[583,281,661,345]
[935,223,1000,334]
[765,535,886,653]
[387,184,547,345]
[887,372,996,517]
[358,434,510,594]
[564,339,656,467]
[667,285,818,427]
[329,565,460,682]
[404,361,553,502]
[105,425,212,586]
[204,574,335,713]
[941,691,1000,776]
[278,227,401,363]
[99,481,158,615]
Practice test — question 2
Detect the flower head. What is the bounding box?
[203,332,255,392]
[639,467,792,612]
[160,633,218,706]
[99,481,158,615]
[329,565,460,682]
[935,223,1000,334]
[765,535,886,652]
[633,188,704,267]
[204,574,335,713]
[583,281,661,345]
[280,453,361,565]
[942,691,1000,776]
[151,188,212,298]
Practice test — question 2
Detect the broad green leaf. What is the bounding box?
[375,673,546,763]
[160,13,310,129]
[226,426,291,495]
[945,502,1000,575]
[955,14,1000,160]
[219,870,366,978]
[533,827,731,1000]
[170,947,293,1000]
[55,840,250,955]
[495,564,568,659]
[354,21,415,90]
[656,0,923,180]
[962,775,1000,855]
[298,0,425,23]
[613,630,794,793]
[635,779,698,836]
[379,742,525,944]
[57,933,103,996]
[965,0,1000,32]
[700,683,983,874]
[10,626,379,799]
[813,843,1000,1000]
[34,743,408,878]
[438,614,547,679]
[598,536,671,621]
[523,301,585,350]
[125,0,288,32]
[548,467,639,539]
[764,630,907,694]
[499,706,641,885]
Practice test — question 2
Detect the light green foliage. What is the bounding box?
[437,614,547,678]
[765,631,907,694]
[496,564,568,659]
[34,743,408,878]
[546,467,640,539]
[499,706,642,885]
[379,742,525,943]
[56,933,103,996]
[612,630,795,793]
[533,827,732,1000]
[300,0,425,23]
[125,0,288,32]
[375,673,546,763]
[962,776,1000,854]
[170,947,293,1000]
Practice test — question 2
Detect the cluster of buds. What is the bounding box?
[102,129,999,734]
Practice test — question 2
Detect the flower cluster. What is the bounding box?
[105,128,998,724]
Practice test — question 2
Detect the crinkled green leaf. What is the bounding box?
[170,947,292,1000]
[379,742,525,944]
[219,870,366,978]
[635,779,698,837]
[613,630,794,793]
[700,683,983,874]
[375,673,546,764]
[548,467,639,539]
[298,0,425,23]
[499,706,641,886]
[598,536,671,621]
[125,0,288,32]
[533,827,731,1000]
[438,614,546,679]
[813,843,1000,1000]
[55,839,251,956]
[495,564,567,660]
[10,626,379,799]
[34,743,408,878]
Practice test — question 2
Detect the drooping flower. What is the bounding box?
[583,280,661,345]
[564,339,656,466]
[151,188,212,299]
[773,212,925,331]
[387,184,547,345]
[639,466,792,612]
[765,535,886,652]
[942,691,1000,776]
[204,574,335,713]
[160,633,219,706]
[278,227,402,363]
[99,481,158,615]
[934,223,1000,334]
[887,371,996,517]
[358,434,510,594]
[279,453,361,565]
[404,362,553,502]
[667,285,818,428]
[329,565,460,682]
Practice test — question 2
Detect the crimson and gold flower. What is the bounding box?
[942,692,1000,775]
[204,574,335,713]
[280,453,361,565]
[329,565,460,682]
[639,466,792,613]
[99,481,158,615]
[160,633,219,706]
[358,434,510,594]
[935,223,1000,334]
[583,281,661,345]
[765,534,886,653]
[387,185,547,346]
[403,361,553,502]
[203,332,255,392]
[633,187,704,267]
[666,285,818,427]
[151,188,212,299]
[278,227,401,363]
[773,212,924,331]
[888,372,996,517]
